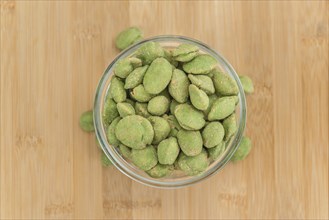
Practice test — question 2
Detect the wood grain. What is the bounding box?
[1,1,328,219]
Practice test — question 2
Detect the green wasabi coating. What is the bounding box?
[147,96,170,116]
[170,99,179,115]
[143,57,173,95]
[208,97,236,121]
[115,27,143,50]
[183,54,217,75]
[189,84,209,111]
[131,145,158,171]
[172,44,199,62]
[164,49,178,67]
[114,57,142,78]
[115,115,154,149]
[177,130,203,156]
[203,94,218,117]
[231,136,252,162]
[110,77,127,103]
[212,69,238,96]
[208,141,225,160]
[130,84,153,102]
[135,102,151,118]
[79,110,94,132]
[103,98,119,127]
[146,164,174,178]
[169,69,190,103]
[119,144,132,159]
[188,74,215,94]
[178,149,209,176]
[163,114,182,138]
[174,104,205,130]
[222,113,237,141]
[117,102,135,117]
[124,65,149,89]
[136,41,165,65]
[148,116,171,144]
[239,75,254,94]
[101,152,112,167]
[157,137,180,165]
[106,117,121,147]
[202,122,224,148]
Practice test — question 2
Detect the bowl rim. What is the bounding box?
[94,35,246,189]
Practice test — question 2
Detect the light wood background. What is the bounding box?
[1,1,328,219]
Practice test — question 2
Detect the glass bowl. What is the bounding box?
[94,35,246,188]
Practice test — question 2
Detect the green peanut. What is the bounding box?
[169,69,190,103]
[189,84,209,111]
[163,114,182,138]
[119,144,132,159]
[115,115,154,149]
[172,43,199,62]
[143,57,173,95]
[135,102,151,118]
[148,116,171,144]
[164,49,179,67]
[79,110,94,132]
[231,136,252,162]
[131,145,158,171]
[177,130,203,156]
[208,97,236,121]
[114,57,142,78]
[222,113,237,141]
[177,149,209,176]
[117,102,135,117]
[203,94,218,117]
[106,117,121,147]
[212,69,238,96]
[183,54,217,75]
[157,137,180,165]
[188,74,215,94]
[103,97,119,127]
[208,141,225,160]
[124,65,148,89]
[239,75,254,94]
[170,99,179,115]
[115,27,143,50]
[136,41,165,65]
[130,84,153,102]
[147,96,170,116]
[174,104,205,130]
[110,77,127,103]
[202,122,224,148]
[146,164,174,178]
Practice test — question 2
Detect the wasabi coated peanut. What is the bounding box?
[101,152,112,167]
[117,102,135,117]
[115,115,154,149]
[115,27,143,50]
[208,141,225,160]
[79,110,94,132]
[188,74,215,94]
[135,102,151,118]
[174,103,205,130]
[239,75,254,94]
[177,149,209,176]
[208,96,236,121]
[170,99,179,115]
[202,122,224,148]
[148,116,171,144]
[119,144,132,159]
[136,41,165,65]
[143,57,173,95]
[189,84,209,111]
[222,113,237,141]
[146,164,174,178]
[163,114,182,137]
[107,117,121,146]
[110,77,127,103]
[203,94,217,116]
[131,145,158,171]
[124,65,149,89]
[157,137,180,165]
[183,54,217,75]
[231,136,252,162]
[114,57,142,78]
[177,130,203,156]
[103,98,119,127]
[212,69,239,96]
[147,96,170,116]
[164,49,178,67]
[172,43,199,62]
[130,84,153,102]
[169,69,190,103]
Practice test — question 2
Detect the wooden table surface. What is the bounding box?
[1,1,328,219]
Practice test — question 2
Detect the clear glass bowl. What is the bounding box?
[94,35,246,188]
